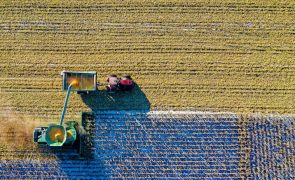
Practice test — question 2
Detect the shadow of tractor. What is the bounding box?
[80,83,150,111]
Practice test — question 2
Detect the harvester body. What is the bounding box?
[34,123,77,147]
[33,71,97,154]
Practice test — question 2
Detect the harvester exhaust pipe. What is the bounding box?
[59,80,78,126]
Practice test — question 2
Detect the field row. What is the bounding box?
[1,4,295,12]
[2,91,295,119]
[0,4,294,23]
[1,54,295,116]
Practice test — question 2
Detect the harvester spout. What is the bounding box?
[59,80,78,126]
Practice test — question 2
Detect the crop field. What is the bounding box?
[0,0,295,179]
[1,0,295,121]
[0,111,294,179]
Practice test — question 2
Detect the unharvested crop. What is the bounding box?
[241,113,295,179]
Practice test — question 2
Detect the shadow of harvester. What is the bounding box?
[80,84,150,111]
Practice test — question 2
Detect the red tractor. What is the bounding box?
[106,75,135,93]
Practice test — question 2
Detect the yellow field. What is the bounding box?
[1,0,295,122]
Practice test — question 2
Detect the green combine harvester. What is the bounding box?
[33,71,97,156]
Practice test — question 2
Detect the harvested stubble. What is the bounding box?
[1,0,295,121]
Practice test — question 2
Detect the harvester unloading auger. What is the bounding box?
[33,71,97,152]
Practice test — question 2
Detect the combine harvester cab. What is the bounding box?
[33,71,97,158]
